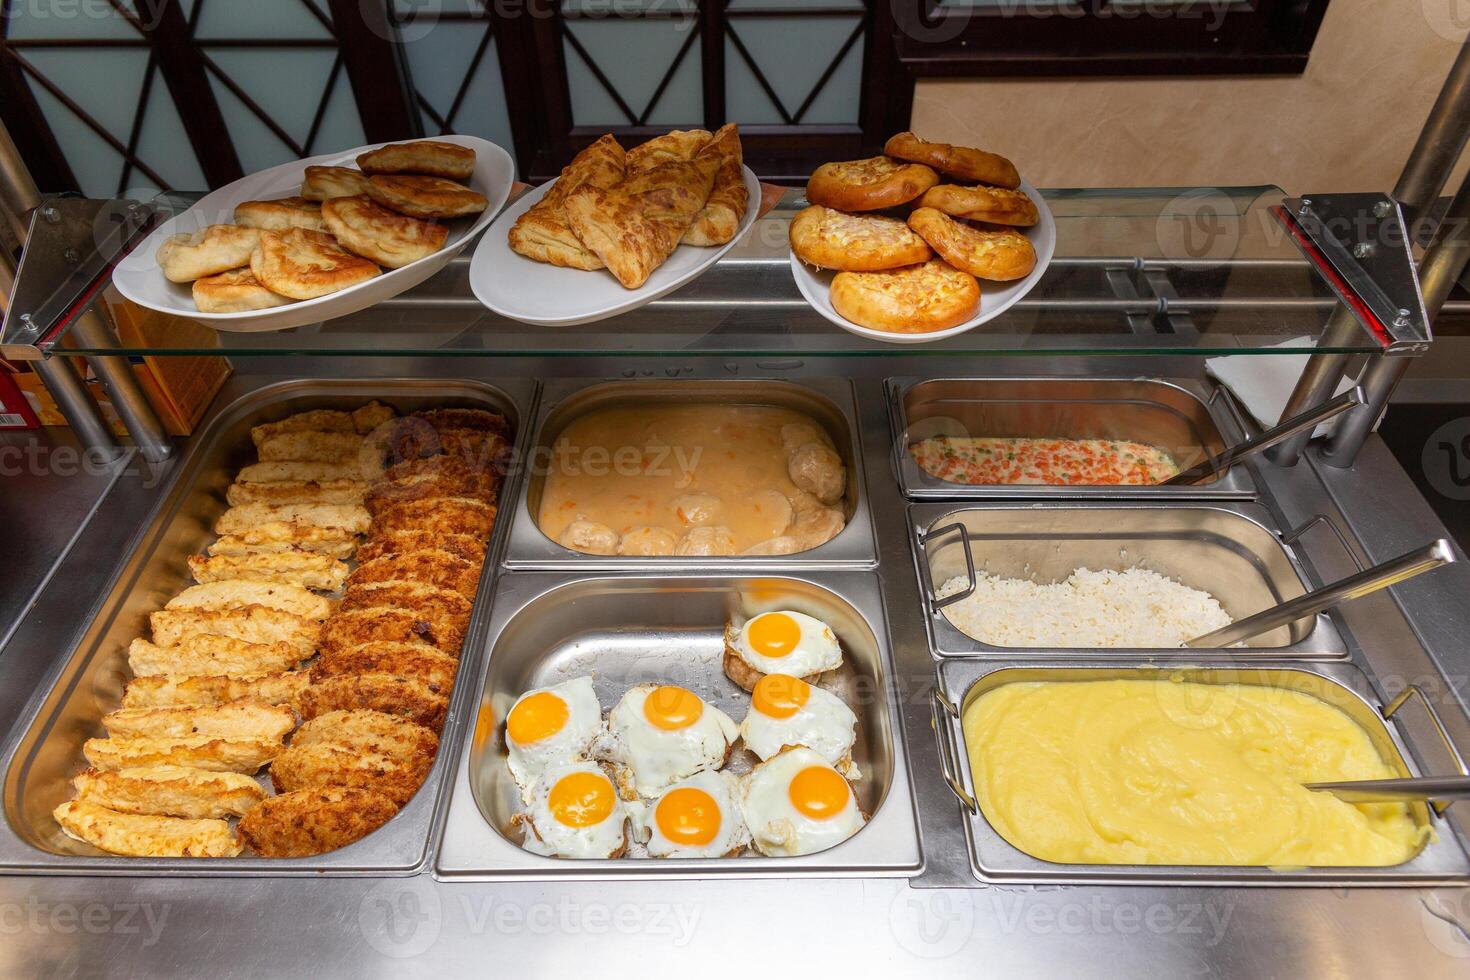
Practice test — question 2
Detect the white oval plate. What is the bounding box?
[112,135,515,333]
[470,165,761,326]
[788,178,1056,345]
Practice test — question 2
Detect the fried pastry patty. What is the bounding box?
[238,786,398,857]
[54,801,242,858]
[225,478,368,508]
[250,228,380,300]
[187,550,350,591]
[146,607,319,655]
[366,174,487,219]
[208,521,359,560]
[805,156,937,212]
[83,734,284,773]
[121,671,311,709]
[157,224,261,282]
[626,129,711,171]
[234,196,327,232]
[216,501,372,535]
[918,184,1039,226]
[883,131,1020,189]
[322,195,448,269]
[253,429,369,464]
[192,267,290,313]
[101,699,297,741]
[907,207,1036,281]
[300,165,371,201]
[789,205,932,272]
[357,139,475,180]
[166,580,334,621]
[830,259,980,334]
[73,766,266,819]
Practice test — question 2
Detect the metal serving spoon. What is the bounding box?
[1305,775,1470,805]
[1186,538,1458,648]
[1162,385,1367,486]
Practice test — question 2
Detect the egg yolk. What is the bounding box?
[548,770,615,828]
[655,787,721,846]
[507,691,569,745]
[788,765,850,820]
[643,685,704,730]
[747,613,801,658]
[752,674,810,719]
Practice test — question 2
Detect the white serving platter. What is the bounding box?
[788,177,1056,345]
[470,165,760,326]
[112,135,515,333]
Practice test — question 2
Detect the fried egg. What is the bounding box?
[517,762,628,859]
[599,684,738,797]
[739,674,859,778]
[738,746,866,856]
[632,770,750,859]
[730,611,842,679]
[505,676,603,802]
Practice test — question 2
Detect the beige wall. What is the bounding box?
[911,0,1466,193]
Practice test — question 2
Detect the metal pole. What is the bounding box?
[0,117,168,459]
[1394,33,1470,229]
[68,312,172,462]
[1323,157,1470,467]
[1262,305,1360,466]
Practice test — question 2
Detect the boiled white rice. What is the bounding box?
[935,566,1232,648]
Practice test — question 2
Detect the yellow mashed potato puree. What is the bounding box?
[963,679,1428,867]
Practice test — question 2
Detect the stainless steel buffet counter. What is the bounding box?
[3,354,1470,977]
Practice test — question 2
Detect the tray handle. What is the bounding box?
[917,521,976,615]
[1282,514,1367,573]
[931,688,978,815]
[1383,685,1470,816]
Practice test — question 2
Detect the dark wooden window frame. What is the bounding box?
[890,0,1332,77]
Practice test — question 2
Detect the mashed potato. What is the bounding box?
[963,679,1427,867]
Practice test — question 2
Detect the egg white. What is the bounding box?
[518,761,629,859]
[732,611,843,678]
[629,770,750,859]
[739,681,859,778]
[505,675,604,802]
[598,684,739,798]
[737,746,866,857]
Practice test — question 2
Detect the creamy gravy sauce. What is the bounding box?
[538,403,838,554]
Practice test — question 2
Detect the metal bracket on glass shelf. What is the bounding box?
[1271,194,1430,354]
[0,196,157,360]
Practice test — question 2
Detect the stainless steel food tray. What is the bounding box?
[435,572,922,879]
[503,378,876,569]
[888,377,1256,499]
[910,501,1347,658]
[930,659,1470,886]
[0,376,536,875]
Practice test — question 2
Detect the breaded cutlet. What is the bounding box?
[166,580,334,621]
[208,521,359,559]
[292,709,439,761]
[101,699,297,740]
[238,786,398,857]
[367,497,496,540]
[319,606,467,659]
[354,530,485,565]
[83,734,284,773]
[215,502,371,536]
[313,642,458,692]
[187,551,349,591]
[121,671,310,709]
[344,550,482,601]
[297,673,449,731]
[54,800,242,858]
[225,479,368,508]
[72,766,265,819]
[270,743,432,806]
[129,633,309,676]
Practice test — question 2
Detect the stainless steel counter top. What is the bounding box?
[3,357,1469,977]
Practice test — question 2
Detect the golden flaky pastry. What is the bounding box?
[789,205,932,271]
[830,259,980,334]
[357,139,475,180]
[682,123,747,246]
[627,129,711,171]
[508,134,626,270]
[366,174,487,219]
[907,207,1036,281]
[192,267,289,313]
[883,131,1020,189]
[919,184,1038,226]
[564,152,720,288]
[300,165,371,201]
[233,196,327,233]
[322,194,448,269]
[805,156,938,212]
[156,224,261,282]
[250,228,380,300]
